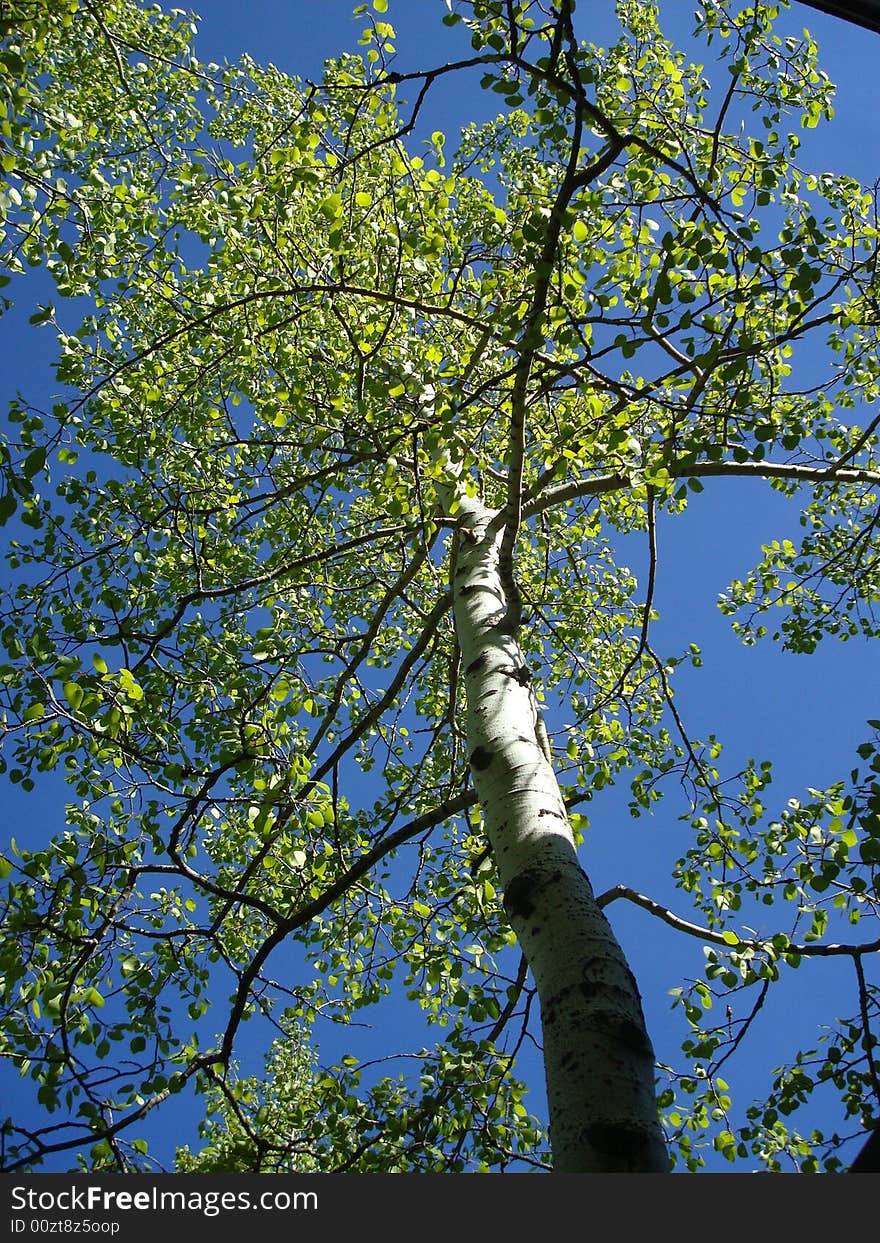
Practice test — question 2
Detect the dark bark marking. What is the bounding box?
[503,868,542,920]
[491,614,518,635]
[469,745,493,771]
[538,807,566,820]
[580,976,601,1001]
[583,1120,654,1162]
[544,981,578,1011]
[589,1010,654,1059]
[578,983,637,1012]
[465,654,486,675]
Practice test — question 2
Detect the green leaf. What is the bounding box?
[0,492,16,525]
[22,447,47,479]
[28,304,54,326]
[62,680,84,711]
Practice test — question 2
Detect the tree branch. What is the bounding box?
[526,458,880,517]
[597,884,880,958]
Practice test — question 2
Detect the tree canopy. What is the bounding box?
[0,0,878,1173]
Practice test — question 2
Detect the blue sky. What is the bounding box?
[2,0,880,1172]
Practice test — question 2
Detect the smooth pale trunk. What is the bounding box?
[451,498,669,1173]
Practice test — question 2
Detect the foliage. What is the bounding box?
[174,1027,544,1173]
[0,0,878,1171]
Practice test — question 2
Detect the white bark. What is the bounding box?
[450,496,669,1172]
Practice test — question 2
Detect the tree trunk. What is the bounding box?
[450,497,670,1172]
[849,1125,880,1172]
